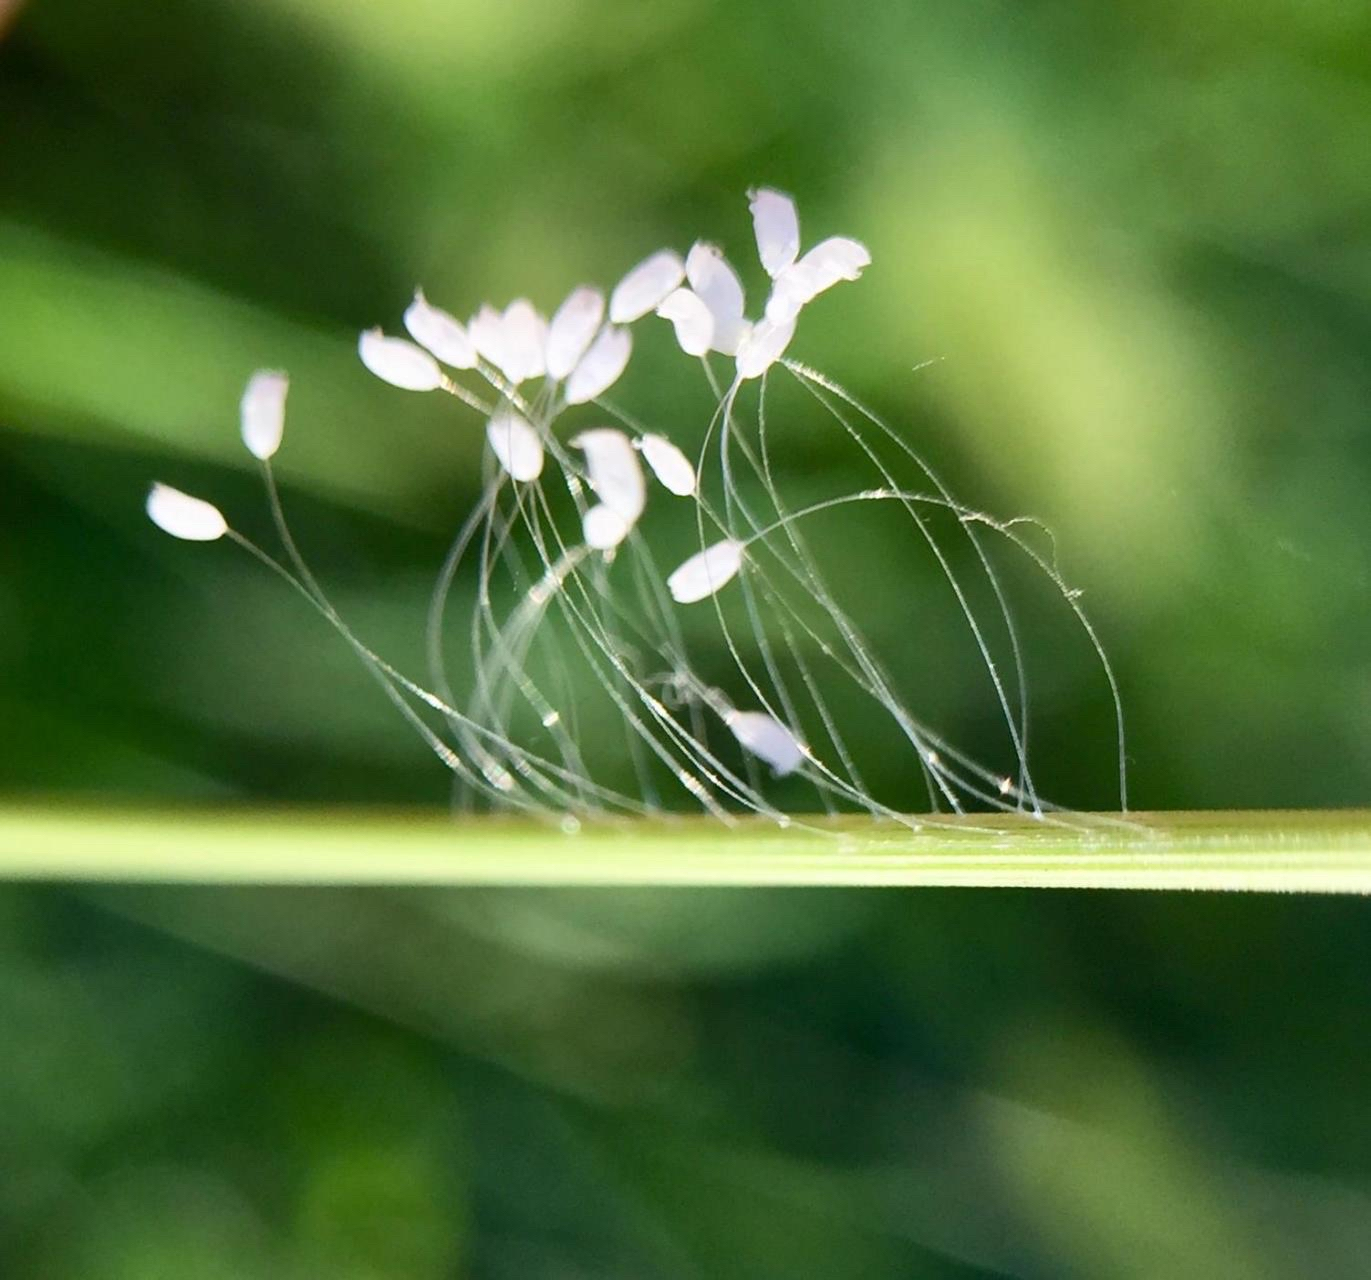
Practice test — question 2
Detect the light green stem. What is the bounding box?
[1,806,1370,892]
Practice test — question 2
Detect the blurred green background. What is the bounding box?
[3,0,1371,1275]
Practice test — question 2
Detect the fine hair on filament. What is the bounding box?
[147,189,1127,834]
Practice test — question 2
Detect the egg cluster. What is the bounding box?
[148,190,1124,827]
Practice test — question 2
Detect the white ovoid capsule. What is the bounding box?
[582,503,631,550]
[725,709,805,776]
[685,241,747,355]
[748,187,801,278]
[765,236,872,324]
[467,300,548,385]
[609,249,685,324]
[735,315,796,381]
[637,433,696,497]
[762,273,811,327]
[486,407,544,482]
[499,298,548,383]
[468,304,508,370]
[240,369,288,461]
[359,329,443,392]
[545,286,605,380]
[404,290,477,369]
[565,325,632,406]
[146,483,228,541]
[799,235,871,288]
[571,428,645,524]
[656,288,715,358]
[667,538,744,603]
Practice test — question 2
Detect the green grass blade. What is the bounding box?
[1,806,1369,892]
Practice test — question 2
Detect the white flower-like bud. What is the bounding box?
[748,188,801,278]
[565,326,632,406]
[469,301,549,385]
[685,241,747,355]
[240,370,288,461]
[499,299,548,383]
[486,407,544,482]
[359,329,443,391]
[726,709,804,776]
[609,250,685,324]
[404,290,476,369]
[799,236,871,287]
[765,236,872,324]
[146,483,227,541]
[735,315,796,380]
[656,288,714,358]
[637,433,696,497]
[667,539,744,603]
[571,428,645,525]
[546,286,605,380]
[582,504,631,550]
[762,274,809,327]
[468,304,507,370]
